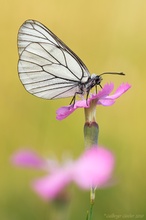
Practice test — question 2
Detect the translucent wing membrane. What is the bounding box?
[18,20,90,99]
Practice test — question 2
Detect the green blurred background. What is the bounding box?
[1,0,145,219]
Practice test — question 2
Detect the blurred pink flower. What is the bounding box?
[56,82,131,120]
[11,146,115,200]
[11,149,46,169]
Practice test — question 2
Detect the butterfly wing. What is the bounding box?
[18,20,90,99]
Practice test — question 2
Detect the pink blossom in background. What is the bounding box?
[32,167,72,200]
[72,147,115,188]
[11,146,115,200]
[11,149,46,169]
[56,82,131,120]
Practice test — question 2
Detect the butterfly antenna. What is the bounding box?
[99,72,125,76]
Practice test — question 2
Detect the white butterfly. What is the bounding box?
[18,20,124,103]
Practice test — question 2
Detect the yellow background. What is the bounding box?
[1,0,145,219]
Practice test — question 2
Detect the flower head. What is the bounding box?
[11,146,115,200]
[56,82,131,120]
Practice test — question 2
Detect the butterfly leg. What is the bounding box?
[85,90,90,106]
[70,94,76,105]
[69,91,84,105]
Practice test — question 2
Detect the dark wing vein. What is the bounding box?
[34,84,78,99]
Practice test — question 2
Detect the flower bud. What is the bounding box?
[84,121,99,148]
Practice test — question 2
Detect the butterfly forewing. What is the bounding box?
[18,20,90,99]
[18,20,57,55]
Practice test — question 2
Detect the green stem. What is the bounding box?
[84,99,98,220]
[88,201,94,220]
[86,189,95,220]
[89,187,95,220]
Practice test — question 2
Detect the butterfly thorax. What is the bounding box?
[84,74,102,93]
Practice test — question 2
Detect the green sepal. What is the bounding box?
[84,122,99,148]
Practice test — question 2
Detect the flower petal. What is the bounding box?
[106,83,131,99]
[56,100,88,120]
[32,169,71,200]
[72,147,115,188]
[11,149,45,169]
[56,105,75,120]
[97,99,115,106]
[95,83,114,99]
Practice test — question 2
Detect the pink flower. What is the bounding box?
[72,147,115,188]
[56,83,131,120]
[11,146,115,200]
[11,149,45,169]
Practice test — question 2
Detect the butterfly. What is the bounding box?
[18,20,124,104]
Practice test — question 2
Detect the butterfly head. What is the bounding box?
[85,72,125,94]
[85,74,102,93]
